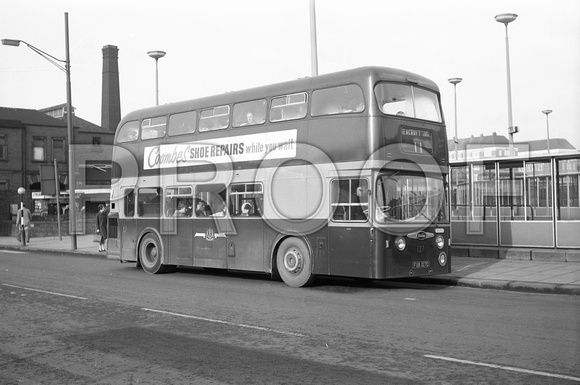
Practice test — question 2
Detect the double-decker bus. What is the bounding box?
[107,66,451,287]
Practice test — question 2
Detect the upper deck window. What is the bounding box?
[117,121,139,143]
[311,84,364,116]
[168,111,197,136]
[270,92,308,122]
[375,83,442,123]
[199,105,230,132]
[233,99,267,127]
[141,116,167,139]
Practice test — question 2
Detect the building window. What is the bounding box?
[0,135,6,160]
[33,137,46,161]
[93,137,101,145]
[85,161,112,186]
[0,135,7,160]
[0,180,8,190]
[52,138,66,162]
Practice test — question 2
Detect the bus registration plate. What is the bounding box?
[412,261,430,269]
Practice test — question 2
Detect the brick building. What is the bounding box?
[0,106,114,226]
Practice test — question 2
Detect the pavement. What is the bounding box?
[1,235,579,295]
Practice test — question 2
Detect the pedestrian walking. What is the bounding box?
[16,203,32,243]
[96,204,109,252]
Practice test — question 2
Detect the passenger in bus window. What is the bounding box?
[127,128,138,141]
[185,199,193,216]
[173,201,188,217]
[240,112,256,126]
[195,201,208,217]
[241,202,253,216]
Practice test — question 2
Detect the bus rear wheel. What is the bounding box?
[276,238,314,288]
[139,233,170,274]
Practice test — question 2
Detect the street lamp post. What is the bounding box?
[542,109,553,155]
[309,0,319,76]
[495,13,518,156]
[448,77,462,161]
[2,12,77,250]
[147,50,166,106]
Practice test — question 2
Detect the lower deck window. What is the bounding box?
[331,179,369,222]
[229,183,263,217]
[138,187,162,217]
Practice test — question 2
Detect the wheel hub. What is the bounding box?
[283,248,302,273]
[147,244,157,262]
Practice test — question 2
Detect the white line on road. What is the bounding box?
[0,250,27,254]
[424,354,580,382]
[2,283,88,300]
[142,308,305,337]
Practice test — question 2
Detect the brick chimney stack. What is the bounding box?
[101,45,121,132]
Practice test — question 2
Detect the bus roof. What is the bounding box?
[119,66,439,126]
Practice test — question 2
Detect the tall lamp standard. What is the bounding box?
[542,109,553,155]
[2,12,77,250]
[495,13,518,156]
[147,50,166,106]
[309,0,319,76]
[448,78,462,161]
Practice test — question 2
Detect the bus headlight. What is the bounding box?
[435,235,445,249]
[438,252,447,266]
[395,237,406,251]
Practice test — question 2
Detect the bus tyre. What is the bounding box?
[139,233,169,274]
[277,238,314,288]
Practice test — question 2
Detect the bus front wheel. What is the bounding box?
[276,238,314,288]
[139,233,170,274]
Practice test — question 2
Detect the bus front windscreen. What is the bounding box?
[375,173,448,223]
[375,83,442,122]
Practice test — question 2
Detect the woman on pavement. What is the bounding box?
[96,204,109,252]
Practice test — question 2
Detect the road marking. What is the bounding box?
[2,284,88,300]
[424,354,580,382]
[0,250,27,254]
[142,308,305,337]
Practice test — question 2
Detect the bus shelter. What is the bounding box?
[450,153,580,249]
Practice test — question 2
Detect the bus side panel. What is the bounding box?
[193,217,227,268]
[164,218,194,266]
[328,226,372,278]
[227,218,264,272]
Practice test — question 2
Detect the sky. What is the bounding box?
[1,0,579,149]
